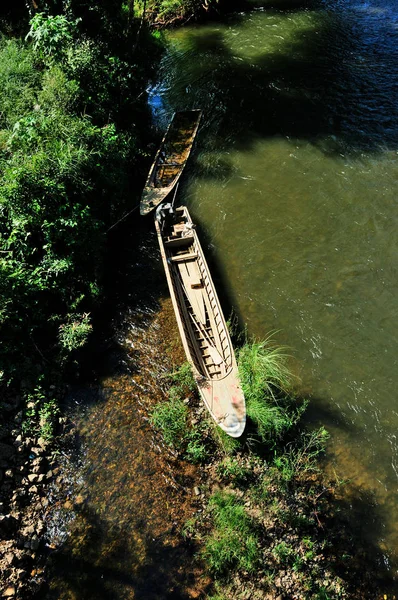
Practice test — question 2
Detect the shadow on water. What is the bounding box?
[161,0,398,160]
[44,503,201,600]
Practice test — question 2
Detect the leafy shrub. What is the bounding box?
[26,13,79,61]
[216,457,251,484]
[22,385,59,441]
[186,436,208,463]
[59,313,92,353]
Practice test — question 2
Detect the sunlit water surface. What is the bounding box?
[151,0,398,570]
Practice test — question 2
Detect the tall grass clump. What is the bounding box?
[150,398,189,450]
[203,491,259,575]
[238,338,303,444]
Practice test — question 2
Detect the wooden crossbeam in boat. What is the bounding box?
[164,235,195,248]
[170,252,198,263]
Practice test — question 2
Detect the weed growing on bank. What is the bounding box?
[150,363,208,463]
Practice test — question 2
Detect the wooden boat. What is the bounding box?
[140,110,202,216]
[155,205,246,438]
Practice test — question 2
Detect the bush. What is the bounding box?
[59,313,92,352]
[26,13,78,61]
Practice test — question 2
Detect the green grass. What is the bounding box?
[274,428,330,483]
[216,457,251,485]
[167,362,196,394]
[202,491,259,576]
[150,398,189,450]
[238,338,299,443]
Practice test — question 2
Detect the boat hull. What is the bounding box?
[155,206,246,438]
[140,110,202,216]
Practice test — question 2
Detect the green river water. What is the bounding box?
[150,0,398,570]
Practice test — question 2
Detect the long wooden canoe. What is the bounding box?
[155,205,246,438]
[140,110,202,216]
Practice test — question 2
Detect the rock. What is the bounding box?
[0,443,15,460]
[27,474,38,483]
[23,524,35,536]
[0,514,18,539]
[14,434,22,447]
[30,535,40,551]
[37,437,48,449]
[193,486,200,496]
[4,553,15,566]
[3,587,16,597]
[37,474,45,483]
[16,569,27,580]
[29,485,38,495]
[14,412,23,424]
[45,470,53,480]
[5,469,13,478]
[36,521,45,536]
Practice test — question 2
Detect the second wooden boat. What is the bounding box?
[155,205,246,438]
[140,110,202,216]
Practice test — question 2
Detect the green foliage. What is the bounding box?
[22,385,60,441]
[238,337,293,402]
[274,428,330,483]
[26,13,79,61]
[150,398,189,450]
[167,362,197,394]
[211,423,242,455]
[59,313,92,353]
[238,339,300,444]
[203,491,259,576]
[0,38,41,129]
[272,541,294,564]
[0,25,146,379]
[216,457,251,485]
[38,398,60,441]
[150,391,208,463]
[143,0,220,25]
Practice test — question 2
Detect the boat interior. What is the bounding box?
[162,208,232,381]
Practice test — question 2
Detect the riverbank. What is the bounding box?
[41,293,394,600]
[0,242,395,597]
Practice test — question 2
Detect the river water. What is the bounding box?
[151,0,398,572]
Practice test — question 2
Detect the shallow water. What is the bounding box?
[151,0,398,573]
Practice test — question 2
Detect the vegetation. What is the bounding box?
[152,339,386,599]
[202,491,259,575]
[0,2,161,434]
[150,362,208,462]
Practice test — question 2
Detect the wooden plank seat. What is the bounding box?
[170,252,198,263]
[164,235,195,248]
